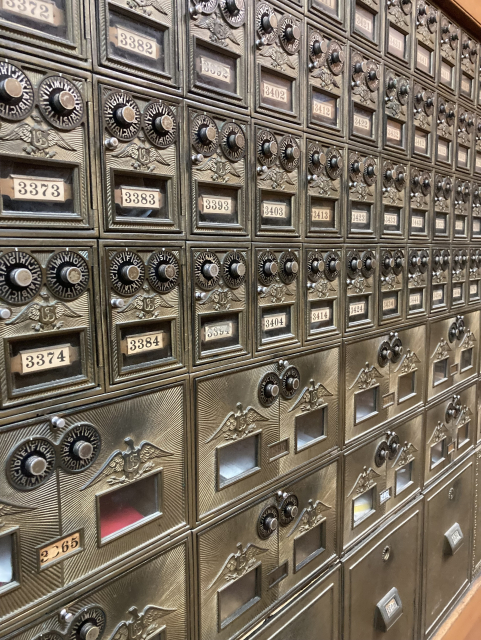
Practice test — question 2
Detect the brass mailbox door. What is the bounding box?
[429,246,450,314]
[414,1,437,84]
[412,85,435,164]
[422,456,474,639]
[435,94,455,168]
[409,165,433,241]
[451,247,469,311]
[378,246,405,325]
[433,173,453,240]
[189,244,250,368]
[473,447,481,576]
[101,241,185,389]
[424,385,476,486]
[471,184,481,241]
[342,414,423,551]
[454,179,471,241]
[0,57,94,234]
[380,158,408,240]
[468,249,481,306]
[194,459,338,640]
[97,81,182,236]
[0,242,100,416]
[346,149,379,240]
[475,117,481,178]
[459,33,478,103]
[344,246,377,333]
[383,69,411,158]
[343,499,423,640]
[384,0,414,70]
[438,13,459,94]
[406,246,429,321]
[245,564,340,640]
[2,536,189,640]
[455,109,475,175]
[302,246,342,342]
[348,48,381,148]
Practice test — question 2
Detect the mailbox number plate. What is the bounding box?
[19,345,71,374]
[126,331,166,354]
[1,0,58,23]
[38,532,82,568]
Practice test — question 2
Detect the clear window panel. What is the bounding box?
[353,487,375,525]
[398,372,416,403]
[0,534,14,588]
[395,461,413,495]
[219,567,259,626]
[217,435,259,487]
[430,439,446,468]
[433,359,448,386]
[354,387,378,424]
[295,406,326,451]
[294,522,325,570]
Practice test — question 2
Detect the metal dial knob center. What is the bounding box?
[51,90,76,115]
[199,125,216,145]
[158,264,176,281]
[60,266,82,285]
[230,261,246,278]
[25,455,47,477]
[114,106,136,127]
[263,260,278,276]
[202,262,219,279]
[120,264,141,283]
[9,267,32,288]
[73,440,94,460]
[0,77,23,102]
[154,114,174,134]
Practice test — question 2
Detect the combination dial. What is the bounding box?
[104,91,141,141]
[38,76,84,130]
[109,251,145,296]
[46,251,89,300]
[0,251,42,305]
[148,251,179,293]
[0,61,34,121]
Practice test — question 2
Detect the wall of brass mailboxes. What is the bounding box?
[2,0,481,637]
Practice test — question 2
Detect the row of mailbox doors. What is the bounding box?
[0,354,479,627]
[1,449,479,640]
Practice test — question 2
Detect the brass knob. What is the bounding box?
[0,77,23,102]
[284,260,299,275]
[199,124,217,145]
[285,376,299,392]
[79,623,100,640]
[153,114,174,134]
[285,144,300,161]
[225,0,243,14]
[72,440,94,460]
[261,11,277,33]
[227,132,244,151]
[60,266,82,285]
[114,106,136,127]
[51,90,76,115]
[120,264,141,283]
[158,263,176,281]
[285,24,300,42]
[230,261,246,278]
[25,456,47,477]
[264,382,279,398]
[262,140,277,157]
[263,260,278,276]
[201,262,219,279]
[9,267,32,288]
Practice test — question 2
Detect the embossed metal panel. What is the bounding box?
[346,149,379,239]
[254,0,303,123]
[422,455,474,639]
[100,241,185,388]
[438,13,459,94]
[350,0,381,54]
[302,245,342,343]
[456,107,475,174]
[194,459,338,640]
[186,0,248,107]
[409,165,433,240]
[475,118,481,178]
[427,310,480,401]
[342,499,423,640]
[0,56,95,234]
[414,0,437,83]
[305,138,344,239]
[0,382,188,624]
[406,246,429,320]
[378,246,405,325]
[459,33,478,104]
[342,413,423,550]
[424,384,476,486]
[380,157,408,240]
[97,80,181,236]
[1,535,189,637]
[348,48,381,146]
[472,446,481,576]
[383,68,411,157]
[344,324,426,443]
[451,247,469,311]
[471,183,481,241]
[254,245,301,354]
[344,246,377,331]
[412,83,435,163]
[433,172,453,239]
[0,242,99,417]
[468,249,481,306]
[245,564,340,640]
[188,244,250,367]
[92,0,180,91]
[384,0,414,69]
[193,346,339,521]
[429,245,450,314]
[189,105,248,237]
[306,0,344,34]
[435,94,456,168]
[255,123,301,238]
[306,26,346,139]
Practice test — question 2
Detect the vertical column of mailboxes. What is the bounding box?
[406,246,429,319]
[96,79,182,236]
[0,381,189,625]
[378,246,406,324]
[475,117,481,178]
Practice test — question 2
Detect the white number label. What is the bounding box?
[470,283,478,295]
[409,292,421,307]
[438,140,448,158]
[417,50,429,68]
[476,155,481,170]
[435,217,446,230]
[455,218,465,230]
[458,148,467,164]
[415,134,427,150]
[313,100,333,118]
[412,215,424,228]
[409,293,421,307]
[441,64,452,82]
[204,321,234,342]
[385,598,399,618]
[39,532,81,568]
[263,313,287,331]
[201,196,232,214]
[120,187,160,209]
[355,10,373,33]
[126,331,166,355]
[349,301,366,316]
[115,26,159,59]
[354,113,371,131]
[12,176,66,202]
[474,219,481,232]
[1,0,56,23]
[384,213,398,226]
[263,202,287,218]
[379,488,391,504]
[453,287,462,299]
[387,123,401,141]
[20,346,71,374]
[200,57,231,83]
[312,207,331,221]
[433,288,444,301]
[311,308,330,323]
[263,81,288,103]
[383,296,397,311]
[352,210,368,224]
[461,77,471,93]
[389,30,404,53]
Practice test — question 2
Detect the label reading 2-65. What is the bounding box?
[39,532,81,568]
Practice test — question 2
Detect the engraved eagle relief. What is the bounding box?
[81,438,173,489]
[393,441,418,468]
[117,289,173,319]
[198,287,241,311]
[347,273,367,294]
[112,138,169,173]
[414,112,429,129]
[288,379,332,413]
[431,338,451,361]
[259,281,294,304]
[126,0,167,16]
[0,499,36,529]
[384,186,402,206]
[411,192,428,209]
[311,66,339,90]
[0,115,75,158]
[198,12,240,47]
[395,348,421,374]
[381,273,399,291]
[409,271,424,287]
[309,173,338,197]
[352,82,375,106]
[6,292,81,332]
[109,605,176,640]
[259,45,295,72]
[348,466,381,497]
[350,180,370,201]
[260,168,294,190]
[431,269,445,285]
[349,363,383,390]
[389,2,409,27]
[429,421,449,444]
[460,328,476,350]
[456,405,473,427]
[309,277,336,299]
[437,122,451,138]
[196,154,241,183]
[287,499,331,537]
[208,542,268,589]
[206,403,268,443]
[385,99,403,119]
